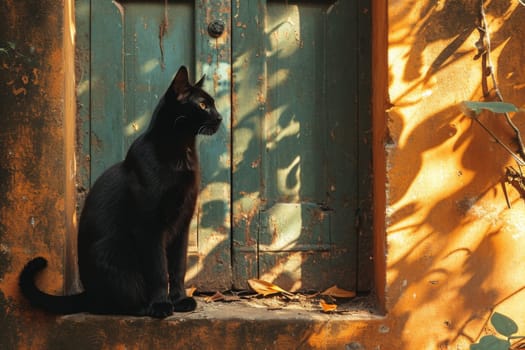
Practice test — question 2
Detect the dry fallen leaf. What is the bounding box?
[321,285,356,299]
[186,287,197,297]
[319,299,337,313]
[306,291,321,299]
[205,291,225,303]
[205,291,241,303]
[247,279,294,297]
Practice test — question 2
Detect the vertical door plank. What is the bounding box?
[265,3,329,204]
[235,0,367,292]
[90,0,125,181]
[231,0,267,289]
[189,0,233,290]
[322,1,360,290]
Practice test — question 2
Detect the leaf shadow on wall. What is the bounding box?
[385,0,525,348]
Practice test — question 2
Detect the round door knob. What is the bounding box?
[208,20,225,38]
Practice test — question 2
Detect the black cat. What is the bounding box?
[19,66,222,318]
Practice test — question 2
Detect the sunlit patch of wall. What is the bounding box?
[380,0,525,348]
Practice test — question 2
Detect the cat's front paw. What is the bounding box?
[147,301,174,318]
[172,296,197,312]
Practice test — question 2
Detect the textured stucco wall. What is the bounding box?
[0,0,68,348]
[376,0,525,348]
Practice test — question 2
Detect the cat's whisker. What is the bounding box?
[173,115,187,128]
[197,125,207,135]
[198,122,220,135]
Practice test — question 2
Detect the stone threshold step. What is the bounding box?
[47,302,384,349]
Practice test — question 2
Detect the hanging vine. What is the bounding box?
[462,0,525,206]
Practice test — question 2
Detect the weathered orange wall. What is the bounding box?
[2,0,525,349]
[0,0,69,348]
[373,0,525,348]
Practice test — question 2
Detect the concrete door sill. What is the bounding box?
[47,300,385,349]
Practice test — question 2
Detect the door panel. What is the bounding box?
[232,1,367,291]
[90,0,232,290]
[231,0,267,289]
[191,0,232,290]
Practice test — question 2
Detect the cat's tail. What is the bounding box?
[19,257,89,314]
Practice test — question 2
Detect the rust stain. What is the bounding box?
[233,195,261,247]
[3,63,40,97]
[213,71,220,92]
[11,85,27,96]
[158,0,169,71]
[267,215,279,245]
[250,156,261,168]
[311,208,326,223]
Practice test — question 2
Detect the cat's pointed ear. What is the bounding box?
[194,75,206,89]
[171,66,191,101]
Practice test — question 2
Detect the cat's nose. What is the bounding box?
[217,116,223,122]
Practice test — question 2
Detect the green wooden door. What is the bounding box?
[84,0,371,292]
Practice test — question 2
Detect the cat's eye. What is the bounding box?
[199,102,207,110]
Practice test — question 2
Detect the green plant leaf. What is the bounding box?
[470,335,510,350]
[462,101,519,115]
[491,312,518,337]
